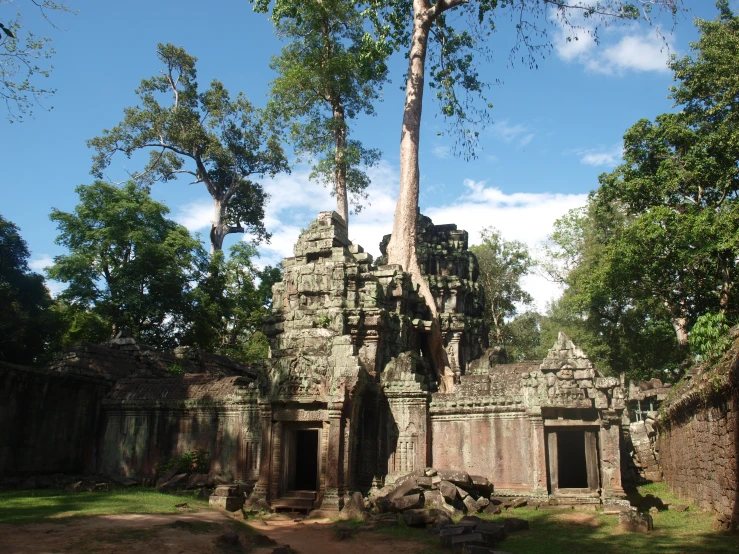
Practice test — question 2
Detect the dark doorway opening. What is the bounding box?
[557,430,588,488]
[294,430,319,491]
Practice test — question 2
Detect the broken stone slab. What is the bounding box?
[451,533,487,553]
[456,485,470,499]
[386,477,420,501]
[209,494,244,512]
[469,475,493,492]
[426,490,463,517]
[439,526,468,548]
[391,493,423,512]
[158,473,188,492]
[214,485,239,497]
[619,509,653,533]
[463,495,480,513]
[671,504,689,512]
[439,480,458,503]
[438,469,472,487]
[186,473,212,489]
[339,492,368,520]
[510,497,527,508]
[475,521,506,543]
[475,497,490,511]
[402,508,451,527]
[483,503,502,515]
[416,476,433,489]
[425,468,438,477]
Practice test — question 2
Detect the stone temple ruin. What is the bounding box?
[1,211,629,515]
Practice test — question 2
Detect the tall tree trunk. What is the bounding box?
[386,3,454,392]
[333,102,349,228]
[671,316,689,347]
[719,256,733,315]
[210,196,243,254]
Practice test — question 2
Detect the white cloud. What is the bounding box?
[29,254,53,273]
[432,145,450,160]
[550,6,672,75]
[174,200,214,232]
[175,165,583,312]
[574,144,623,167]
[491,120,535,146]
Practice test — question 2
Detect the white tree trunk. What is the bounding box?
[333,103,349,229]
[386,3,454,391]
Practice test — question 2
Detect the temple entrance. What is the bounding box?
[294,430,319,491]
[556,430,588,488]
[284,427,320,492]
[546,427,600,497]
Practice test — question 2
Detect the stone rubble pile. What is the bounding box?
[369,468,502,517]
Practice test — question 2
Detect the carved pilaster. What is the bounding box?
[252,402,272,499]
[269,421,283,501]
[322,405,343,511]
[528,415,548,497]
[599,412,626,500]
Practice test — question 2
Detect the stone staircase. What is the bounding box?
[271,490,317,512]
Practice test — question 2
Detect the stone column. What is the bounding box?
[252,402,272,499]
[599,411,626,500]
[528,414,548,497]
[322,404,343,512]
[269,421,283,501]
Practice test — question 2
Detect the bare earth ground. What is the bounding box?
[0,511,430,554]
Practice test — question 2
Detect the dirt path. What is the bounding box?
[0,510,275,554]
[0,511,431,554]
[246,517,430,554]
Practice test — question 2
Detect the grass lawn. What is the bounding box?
[0,488,209,525]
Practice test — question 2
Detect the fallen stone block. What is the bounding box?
[392,493,422,512]
[416,476,433,489]
[451,533,487,553]
[476,521,506,543]
[158,473,188,492]
[214,485,239,497]
[438,469,472,487]
[439,480,458,503]
[619,509,653,533]
[339,491,368,520]
[425,489,462,517]
[439,526,468,548]
[463,495,480,513]
[210,494,245,512]
[456,485,470,499]
[510,497,527,508]
[483,503,502,515]
[387,478,420,501]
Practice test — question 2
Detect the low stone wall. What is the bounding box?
[0,362,111,475]
[656,338,739,530]
[99,376,261,480]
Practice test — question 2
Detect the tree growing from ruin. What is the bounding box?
[1,0,75,122]
[48,181,205,349]
[88,43,288,253]
[255,0,389,229]
[371,0,681,389]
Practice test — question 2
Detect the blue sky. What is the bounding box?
[1,0,729,310]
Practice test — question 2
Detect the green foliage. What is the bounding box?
[539,5,739,382]
[0,1,75,122]
[156,448,209,476]
[689,312,733,362]
[469,227,532,349]
[166,363,185,376]
[87,43,288,251]
[313,314,331,329]
[48,182,205,349]
[503,311,545,362]
[185,242,281,361]
[0,214,60,364]
[259,0,388,216]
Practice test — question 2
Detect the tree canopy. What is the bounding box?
[257,0,389,228]
[48,181,205,349]
[1,0,74,122]
[0,214,58,364]
[469,227,533,347]
[87,43,289,253]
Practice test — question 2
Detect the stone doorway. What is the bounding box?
[546,428,600,499]
[283,426,321,493]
